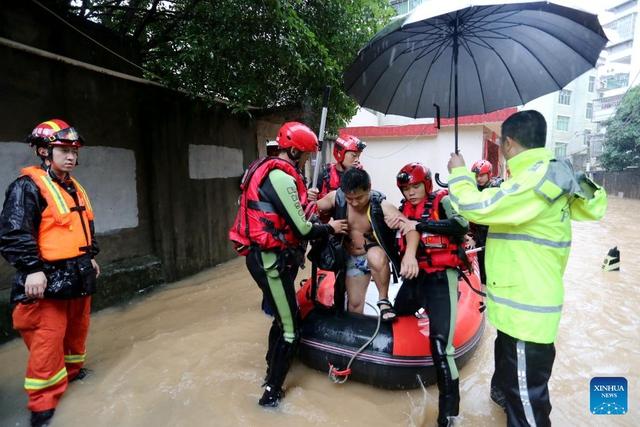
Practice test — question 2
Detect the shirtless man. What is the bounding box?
[317,168,419,321]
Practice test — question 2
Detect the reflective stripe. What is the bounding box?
[488,232,571,248]
[448,175,476,186]
[72,179,93,212]
[603,261,620,271]
[516,341,538,427]
[43,120,62,132]
[455,184,521,210]
[64,353,86,363]
[39,175,70,215]
[488,291,562,314]
[24,367,67,390]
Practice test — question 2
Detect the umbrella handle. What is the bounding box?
[312,86,332,189]
[434,172,448,188]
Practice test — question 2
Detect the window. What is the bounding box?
[586,102,594,118]
[610,14,636,40]
[601,73,630,90]
[588,76,595,92]
[558,89,572,105]
[555,143,567,159]
[390,0,409,14]
[556,115,570,131]
[390,0,424,14]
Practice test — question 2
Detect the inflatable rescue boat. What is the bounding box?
[296,259,485,390]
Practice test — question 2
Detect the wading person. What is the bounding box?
[317,168,419,321]
[447,110,607,426]
[0,119,100,427]
[229,121,347,407]
[390,162,469,427]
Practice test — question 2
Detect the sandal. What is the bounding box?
[376,298,397,322]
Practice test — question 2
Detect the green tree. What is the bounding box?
[69,0,394,131]
[600,85,640,171]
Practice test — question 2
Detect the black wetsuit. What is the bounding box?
[244,168,332,399]
[394,195,468,426]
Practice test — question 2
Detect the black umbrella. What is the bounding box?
[344,1,608,152]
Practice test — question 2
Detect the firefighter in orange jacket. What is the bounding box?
[0,119,99,427]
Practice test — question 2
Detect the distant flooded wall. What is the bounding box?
[592,169,640,200]
[0,4,257,340]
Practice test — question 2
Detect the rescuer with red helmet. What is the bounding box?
[0,119,99,427]
[229,121,347,408]
[311,133,366,200]
[389,162,470,427]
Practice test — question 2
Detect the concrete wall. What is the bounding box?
[0,5,258,340]
[358,126,485,206]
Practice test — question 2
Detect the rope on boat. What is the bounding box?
[328,247,487,383]
[328,301,382,384]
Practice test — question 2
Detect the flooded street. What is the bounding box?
[0,197,638,426]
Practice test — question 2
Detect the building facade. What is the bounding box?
[523,72,599,167]
[341,108,513,206]
[591,0,640,167]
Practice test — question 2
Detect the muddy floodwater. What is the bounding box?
[0,197,638,426]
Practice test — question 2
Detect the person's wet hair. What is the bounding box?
[501,110,547,149]
[341,167,370,193]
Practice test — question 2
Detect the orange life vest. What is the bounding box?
[20,166,94,262]
[229,157,308,254]
[398,190,465,273]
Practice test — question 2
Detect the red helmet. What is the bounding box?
[276,122,318,153]
[471,160,492,175]
[396,162,433,194]
[333,134,366,163]
[26,119,84,148]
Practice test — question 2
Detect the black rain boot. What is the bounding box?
[437,378,460,426]
[263,323,280,385]
[259,340,296,408]
[258,385,285,407]
[70,367,90,383]
[431,338,460,427]
[31,409,55,427]
[490,384,507,411]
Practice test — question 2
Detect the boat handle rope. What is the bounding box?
[328,301,382,384]
[328,247,486,383]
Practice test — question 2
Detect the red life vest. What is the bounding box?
[319,163,341,199]
[397,190,465,273]
[229,157,308,255]
[20,166,94,262]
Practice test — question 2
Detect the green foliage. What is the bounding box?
[600,85,640,171]
[70,0,394,131]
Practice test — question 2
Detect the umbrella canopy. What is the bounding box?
[344,1,607,127]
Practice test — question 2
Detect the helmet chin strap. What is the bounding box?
[287,147,302,161]
[36,146,52,164]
